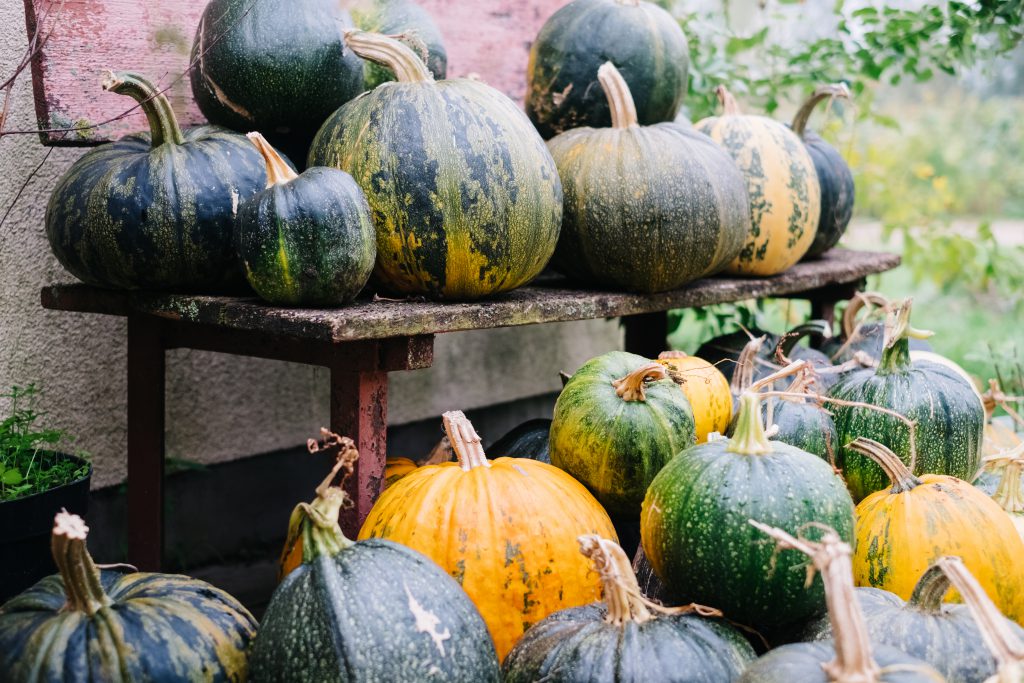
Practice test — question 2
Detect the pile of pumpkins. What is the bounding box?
[46,0,856,306]
[4,293,1024,681]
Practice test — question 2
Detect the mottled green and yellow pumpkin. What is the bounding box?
[254,434,500,681]
[658,350,733,442]
[695,86,821,275]
[546,62,749,293]
[46,71,270,292]
[850,437,1024,623]
[309,32,562,300]
[359,411,618,659]
[0,512,256,681]
[502,536,756,682]
[525,0,689,139]
[345,0,447,89]
[550,352,696,518]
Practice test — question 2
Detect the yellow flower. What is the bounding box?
[913,162,935,179]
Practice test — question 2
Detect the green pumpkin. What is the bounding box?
[46,71,269,292]
[252,441,500,682]
[545,62,749,293]
[486,418,552,464]
[756,396,839,465]
[346,0,447,89]
[190,0,366,162]
[641,391,855,631]
[0,512,256,681]
[502,536,755,683]
[828,298,984,502]
[739,522,942,683]
[525,0,689,139]
[550,351,696,518]
[236,133,376,306]
[696,321,834,386]
[799,563,1024,683]
[309,32,562,300]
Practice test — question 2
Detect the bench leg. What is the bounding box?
[126,314,165,571]
[623,311,669,358]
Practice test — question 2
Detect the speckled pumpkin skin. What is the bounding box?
[0,569,256,681]
[550,351,696,518]
[695,113,820,275]
[801,129,855,259]
[358,458,617,659]
[46,125,268,291]
[641,439,855,630]
[855,473,1024,623]
[502,603,756,683]
[658,354,733,442]
[347,0,447,89]
[251,538,500,681]
[546,123,749,292]
[525,0,689,139]
[760,398,838,464]
[738,641,941,683]
[309,78,563,300]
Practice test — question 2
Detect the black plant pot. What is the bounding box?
[0,452,91,603]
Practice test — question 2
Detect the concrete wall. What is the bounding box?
[0,0,622,489]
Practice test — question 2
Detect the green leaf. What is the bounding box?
[2,468,23,485]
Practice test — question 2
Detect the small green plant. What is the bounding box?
[0,385,89,502]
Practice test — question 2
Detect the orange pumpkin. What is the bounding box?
[657,350,732,442]
[359,410,618,659]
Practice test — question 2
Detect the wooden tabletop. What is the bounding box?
[41,249,900,343]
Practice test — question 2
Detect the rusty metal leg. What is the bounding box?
[126,314,165,571]
[622,311,669,359]
[332,364,388,539]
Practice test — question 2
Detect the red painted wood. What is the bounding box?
[23,0,565,146]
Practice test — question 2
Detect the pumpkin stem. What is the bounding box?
[289,430,359,564]
[907,563,952,613]
[748,359,809,394]
[51,510,113,615]
[101,70,185,148]
[846,437,922,494]
[791,83,851,139]
[992,456,1024,516]
[246,132,298,187]
[730,336,767,394]
[749,520,882,683]
[715,85,743,116]
[612,362,668,402]
[597,62,639,129]
[443,411,490,471]
[423,436,453,466]
[878,299,934,375]
[728,392,773,455]
[937,556,1024,678]
[344,30,433,83]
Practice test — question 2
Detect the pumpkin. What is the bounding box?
[254,434,500,681]
[759,376,839,465]
[309,32,563,300]
[822,292,933,364]
[525,0,689,139]
[696,321,833,386]
[631,544,671,606]
[980,380,1024,457]
[236,133,376,306]
[641,385,855,631]
[849,437,1024,623]
[486,419,552,463]
[545,62,748,292]
[46,71,269,292]
[658,350,733,442]
[345,0,447,89]
[828,298,985,501]
[550,352,696,518]
[976,446,1024,540]
[695,86,821,275]
[738,521,943,683]
[359,411,618,659]
[800,558,1024,683]
[792,84,855,260]
[190,0,365,163]
[502,535,756,682]
[0,511,256,681]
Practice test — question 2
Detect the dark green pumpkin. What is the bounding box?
[190,0,366,163]
[631,544,671,606]
[346,0,447,89]
[309,32,562,300]
[828,299,984,502]
[641,391,854,631]
[546,62,749,293]
[502,535,755,683]
[236,133,376,306]
[487,418,552,464]
[252,443,500,681]
[698,322,836,391]
[525,0,689,139]
[0,512,256,681]
[793,85,855,260]
[754,396,839,465]
[46,71,269,292]
[550,352,696,518]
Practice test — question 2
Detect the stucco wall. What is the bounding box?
[0,0,622,488]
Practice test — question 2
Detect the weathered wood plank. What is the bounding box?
[41,248,901,342]
[23,0,564,146]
